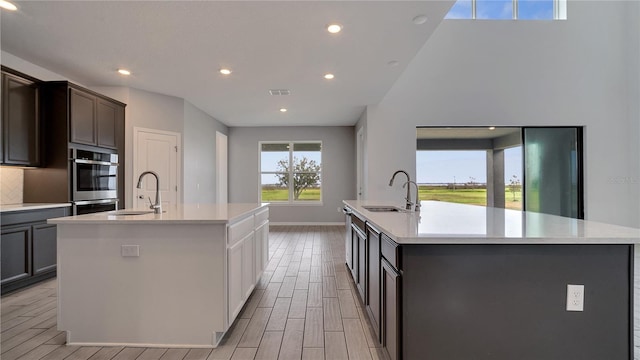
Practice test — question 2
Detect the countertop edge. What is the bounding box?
[1,203,72,213]
[47,203,268,224]
[343,200,640,245]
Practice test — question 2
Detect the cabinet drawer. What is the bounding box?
[228,215,254,246]
[255,208,269,226]
[381,233,400,270]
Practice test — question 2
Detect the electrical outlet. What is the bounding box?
[566,284,584,311]
[121,245,140,257]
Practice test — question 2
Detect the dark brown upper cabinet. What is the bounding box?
[69,88,97,146]
[96,98,119,149]
[1,67,41,167]
[69,87,122,149]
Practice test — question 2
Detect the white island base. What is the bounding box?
[51,204,269,348]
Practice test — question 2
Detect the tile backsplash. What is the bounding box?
[0,167,24,205]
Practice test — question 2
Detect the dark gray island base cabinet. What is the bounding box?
[400,244,632,360]
[345,211,634,360]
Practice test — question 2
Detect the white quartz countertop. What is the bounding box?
[343,200,640,244]
[1,203,71,213]
[48,203,268,225]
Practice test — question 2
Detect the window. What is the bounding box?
[260,142,322,203]
[445,0,566,20]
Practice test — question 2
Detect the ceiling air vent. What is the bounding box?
[269,89,290,96]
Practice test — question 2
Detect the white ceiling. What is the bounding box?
[1,1,454,127]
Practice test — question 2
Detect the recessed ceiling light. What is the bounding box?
[488,126,496,130]
[117,69,131,76]
[324,73,335,80]
[0,1,18,11]
[219,68,232,75]
[387,60,399,67]
[327,24,342,34]
[412,15,428,25]
[279,108,287,113]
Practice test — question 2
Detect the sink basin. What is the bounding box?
[109,210,155,216]
[362,205,404,212]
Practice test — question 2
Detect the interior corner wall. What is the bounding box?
[366,1,640,228]
[228,126,356,223]
[183,101,229,204]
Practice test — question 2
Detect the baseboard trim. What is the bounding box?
[270,222,345,226]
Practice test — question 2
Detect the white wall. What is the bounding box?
[364,1,640,227]
[228,126,355,224]
[183,101,228,204]
[1,51,82,83]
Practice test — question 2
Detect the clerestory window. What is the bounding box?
[446,0,567,20]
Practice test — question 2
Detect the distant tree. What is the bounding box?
[275,157,321,200]
[467,177,476,188]
[509,175,521,201]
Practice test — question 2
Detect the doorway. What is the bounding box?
[416,126,583,218]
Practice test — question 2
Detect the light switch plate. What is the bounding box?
[121,245,140,257]
[566,284,584,311]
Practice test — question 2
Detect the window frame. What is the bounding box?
[258,141,323,205]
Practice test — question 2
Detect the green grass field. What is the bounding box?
[261,186,521,209]
[418,186,522,210]
[261,188,321,201]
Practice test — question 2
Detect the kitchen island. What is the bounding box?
[48,203,269,348]
[343,200,640,360]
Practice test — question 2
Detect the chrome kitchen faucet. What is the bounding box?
[136,171,162,214]
[389,170,414,211]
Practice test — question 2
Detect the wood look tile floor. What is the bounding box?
[0,226,388,360]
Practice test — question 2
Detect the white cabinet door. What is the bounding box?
[241,232,255,300]
[254,224,263,282]
[228,238,244,323]
[255,221,269,281]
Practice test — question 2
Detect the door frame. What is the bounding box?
[215,131,228,204]
[132,127,182,206]
[357,127,365,200]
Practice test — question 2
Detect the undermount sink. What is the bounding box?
[362,205,404,213]
[109,210,155,216]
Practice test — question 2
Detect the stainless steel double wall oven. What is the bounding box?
[71,148,119,215]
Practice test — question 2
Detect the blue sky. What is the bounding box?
[416,147,522,184]
[446,0,554,20]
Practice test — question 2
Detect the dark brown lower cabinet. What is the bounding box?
[1,225,32,284]
[366,224,381,340]
[32,223,58,275]
[381,257,401,360]
[1,206,69,294]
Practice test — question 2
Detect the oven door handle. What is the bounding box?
[74,159,119,166]
[73,199,118,206]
